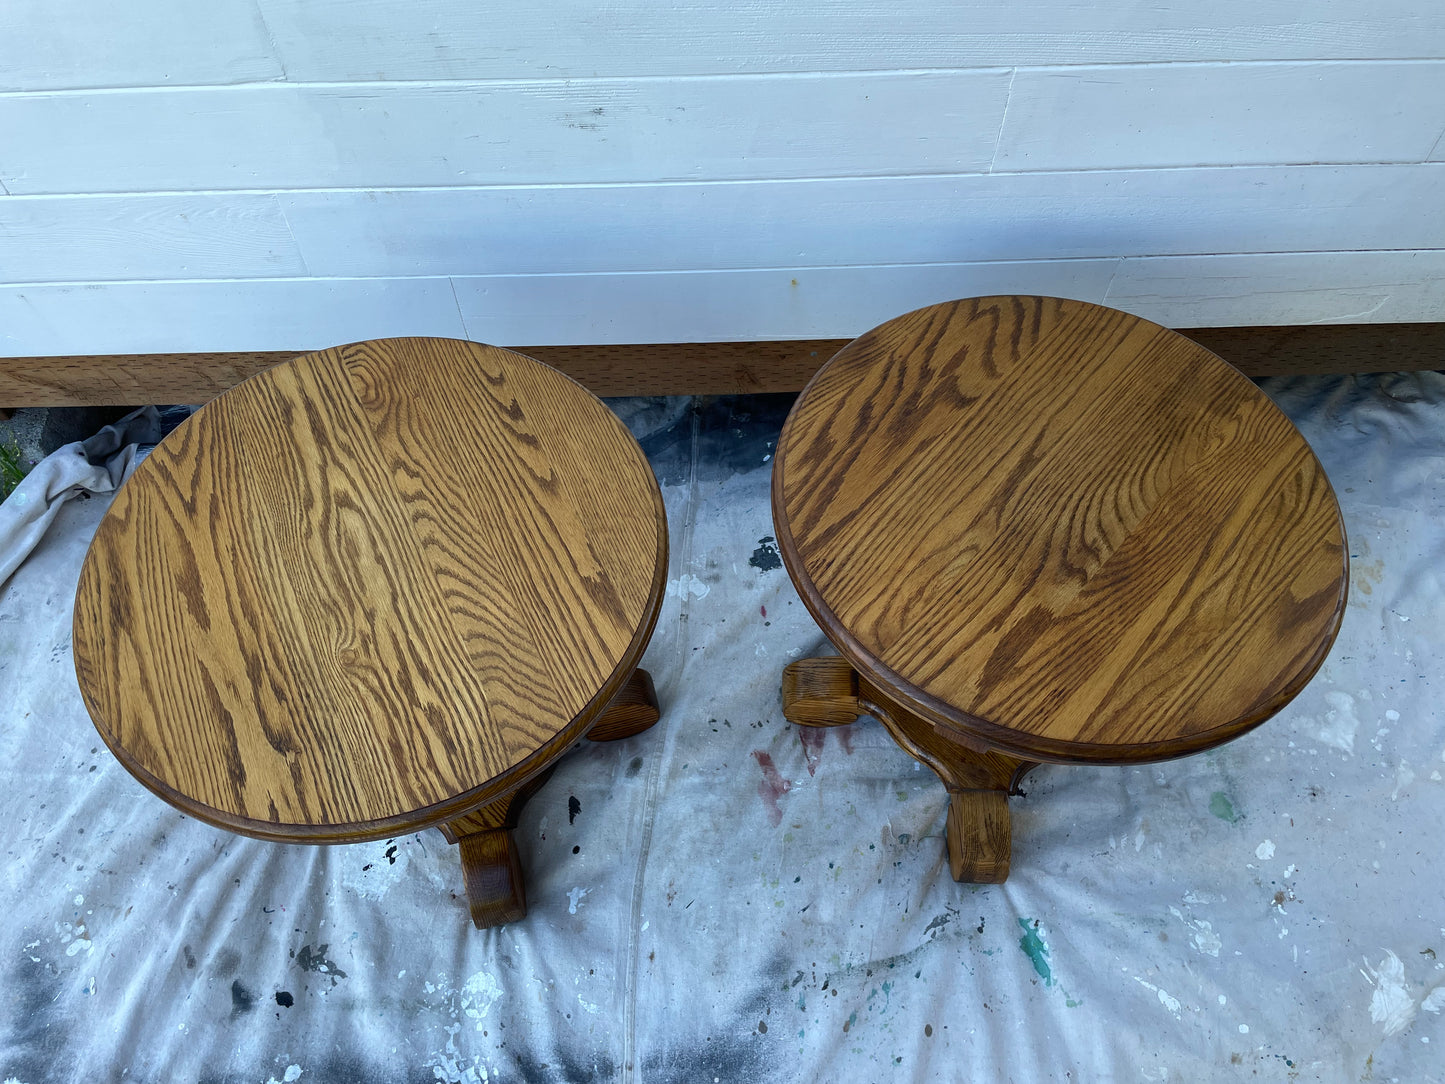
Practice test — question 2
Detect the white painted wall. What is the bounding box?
[1,1,1442,354]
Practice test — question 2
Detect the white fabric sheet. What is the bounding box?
[1,377,1442,1083]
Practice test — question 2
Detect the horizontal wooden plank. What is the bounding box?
[276,165,1445,279]
[0,250,1440,355]
[4,0,1440,93]
[1105,250,1445,326]
[997,62,1445,171]
[2,323,1440,406]
[253,0,1445,80]
[0,0,281,91]
[0,279,466,355]
[0,194,307,282]
[0,73,1010,195]
[449,262,1120,345]
[6,164,1441,284]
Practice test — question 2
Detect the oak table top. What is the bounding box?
[774,296,1348,767]
[73,337,668,845]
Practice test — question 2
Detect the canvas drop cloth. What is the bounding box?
[1,376,1442,1083]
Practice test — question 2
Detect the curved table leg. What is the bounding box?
[440,767,556,929]
[587,668,661,742]
[781,656,1036,884]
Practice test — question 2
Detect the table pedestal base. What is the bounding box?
[440,668,661,928]
[782,657,1034,883]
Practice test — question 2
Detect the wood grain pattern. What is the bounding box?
[946,791,1012,883]
[71,337,667,842]
[774,297,1348,765]
[2,321,1439,408]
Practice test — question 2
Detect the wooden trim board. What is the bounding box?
[0,323,1440,406]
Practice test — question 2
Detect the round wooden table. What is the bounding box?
[72,337,668,928]
[774,297,1347,883]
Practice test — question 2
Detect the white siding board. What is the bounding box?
[253,0,1445,80]
[0,0,282,91]
[0,251,1438,355]
[1105,250,1445,326]
[996,62,1445,171]
[450,262,1118,344]
[0,195,307,282]
[277,165,1445,278]
[0,73,1011,195]
[0,278,465,355]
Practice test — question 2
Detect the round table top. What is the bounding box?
[73,338,668,842]
[773,297,1348,764]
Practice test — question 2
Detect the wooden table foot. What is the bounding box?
[441,768,554,929]
[587,668,661,742]
[455,828,527,927]
[947,789,1012,883]
[781,656,861,726]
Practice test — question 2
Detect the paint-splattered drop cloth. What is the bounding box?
[1,379,1442,1082]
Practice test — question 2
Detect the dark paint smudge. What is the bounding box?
[633,394,796,487]
[749,537,782,573]
[798,726,825,777]
[568,795,582,824]
[230,979,257,1016]
[294,943,348,986]
[752,750,792,826]
[626,755,644,778]
[182,944,196,969]
[275,991,294,1008]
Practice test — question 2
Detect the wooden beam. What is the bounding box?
[0,323,1439,406]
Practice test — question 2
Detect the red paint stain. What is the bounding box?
[751,750,791,826]
[836,727,854,755]
[797,726,825,777]
[760,605,767,618]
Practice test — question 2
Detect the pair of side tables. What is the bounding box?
[71,298,1347,928]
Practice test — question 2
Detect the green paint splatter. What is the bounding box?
[1017,918,1054,986]
[1210,792,1240,823]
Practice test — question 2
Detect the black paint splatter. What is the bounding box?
[293,943,348,986]
[568,796,582,824]
[275,990,294,1008]
[749,537,781,573]
[383,842,398,865]
[230,979,257,1016]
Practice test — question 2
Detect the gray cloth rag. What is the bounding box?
[0,405,161,591]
